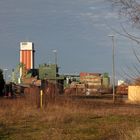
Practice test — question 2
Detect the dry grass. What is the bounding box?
[0,96,140,140]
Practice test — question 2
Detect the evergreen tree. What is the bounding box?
[0,69,5,96]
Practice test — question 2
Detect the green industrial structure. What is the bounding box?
[39,64,59,80]
[38,64,65,93]
[102,73,110,88]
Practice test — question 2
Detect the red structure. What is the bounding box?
[20,42,35,70]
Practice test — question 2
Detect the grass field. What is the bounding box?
[0,96,140,140]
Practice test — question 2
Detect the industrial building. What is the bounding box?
[80,72,102,88]
[80,72,110,92]
[8,41,112,96]
[19,42,35,83]
[38,63,65,94]
[20,42,35,78]
[39,64,59,80]
[63,72,110,95]
[64,74,80,88]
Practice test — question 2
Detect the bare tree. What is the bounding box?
[109,0,140,84]
[110,0,140,25]
[109,0,140,41]
[109,0,140,43]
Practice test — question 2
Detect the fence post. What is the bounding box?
[40,90,43,108]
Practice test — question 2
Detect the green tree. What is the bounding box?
[0,69,5,96]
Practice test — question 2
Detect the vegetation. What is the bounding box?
[109,0,140,43]
[0,69,5,96]
[109,0,140,83]
[110,0,140,25]
[0,97,140,140]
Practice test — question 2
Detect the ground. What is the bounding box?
[0,94,140,140]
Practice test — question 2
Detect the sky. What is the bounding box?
[0,0,140,82]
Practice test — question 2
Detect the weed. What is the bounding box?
[0,97,140,140]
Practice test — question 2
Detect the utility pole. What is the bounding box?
[52,49,58,97]
[108,35,115,103]
[52,49,57,65]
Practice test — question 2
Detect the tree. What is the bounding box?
[110,0,140,25]
[109,0,140,43]
[109,0,140,84]
[0,69,5,96]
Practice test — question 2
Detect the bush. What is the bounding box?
[0,69,5,96]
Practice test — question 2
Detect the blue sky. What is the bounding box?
[0,0,139,81]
